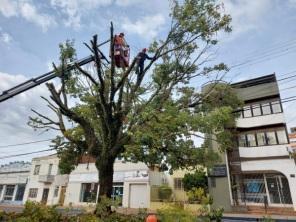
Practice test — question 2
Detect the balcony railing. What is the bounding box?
[38,175,54,183]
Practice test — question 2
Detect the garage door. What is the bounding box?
[129,184,148,208]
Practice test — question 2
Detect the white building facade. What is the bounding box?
[209,74,296,212]
[0,162,30,205]
[65,158,163,208]
[23,155,68,205]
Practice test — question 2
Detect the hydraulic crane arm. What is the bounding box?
[0,40,109,103]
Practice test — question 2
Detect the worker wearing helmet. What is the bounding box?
[114,32,127,48]
[136,48,153,75]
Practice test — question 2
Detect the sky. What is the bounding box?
[1,0,296,163]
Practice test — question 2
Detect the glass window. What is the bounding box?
[243,105,252,117]
[210,178,216,188]
[271,101,282,113]
[252,104,261,116]
[48,164,53,175]
[238,134,247,147]
[266,131,277,145]
[247,134,256,147]
[262,103,271,115]
[112,183,124,205]
[0,185,3,198]
[80,183,98,202]
[54,186,59,197]
[28,188,38,198]
[257,132,267,146]
[174,178,184,190]
[277,130,288,144]
[4,185,15,200]
[34,165,40,175]
[15,184,26,201]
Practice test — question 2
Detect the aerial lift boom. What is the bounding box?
[0,40,109,103]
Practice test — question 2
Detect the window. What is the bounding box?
[80,183,98,202]
[252,104,261,116]
[262,103,271,115]
[174,178,184,190]
[4,185,15,201]
[54,186,59,197]
[48,164,53,175]
[277,130,288,144]
[257,132,267,146]
[15,184,26,201]
[271,101,282,113]
[247,134,256,147]
[243,106,252,117]
[210,178,216,188]
[112,183,124,205]
[266,131,277,145]
[0,185,3,198]
[34,165,40,175]
[28,188,38,198]
[238,134,247,147]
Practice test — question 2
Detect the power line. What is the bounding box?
[0,139,53,149]
[278,74,296,82]
[230,47,296,70]
[0,148,55,160]
[280,85,296,92]
[277,70,296,77]
[238,38,296,60]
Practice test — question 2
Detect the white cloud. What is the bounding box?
[0,0,56,32]
[0,28,13,44]
[115,0,142,7]
[221,0,271,38]
[122,14,166,39]
[50,0,112,30]
[0,0,18,17]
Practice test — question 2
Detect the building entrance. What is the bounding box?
[266,175,292,205]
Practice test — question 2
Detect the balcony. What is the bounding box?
[239,144,290,159]
[236,113,285,128]
[38,175,54,183]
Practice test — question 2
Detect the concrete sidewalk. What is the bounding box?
[224,213,296,221]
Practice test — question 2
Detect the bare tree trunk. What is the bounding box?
[96,157,115,200]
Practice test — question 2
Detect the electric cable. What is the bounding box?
[0,148,55,160]
[0,139,53,149]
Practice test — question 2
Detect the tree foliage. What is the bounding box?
[28,0,240,199]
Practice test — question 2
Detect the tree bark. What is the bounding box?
[96,157,115,200]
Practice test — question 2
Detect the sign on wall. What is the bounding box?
[208,164,227,177]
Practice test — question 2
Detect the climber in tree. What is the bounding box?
[136,48,153,75]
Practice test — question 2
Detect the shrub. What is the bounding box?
[158,185,173,201]
[187,187,213,205]
[183,169,208,192]
[207,207,224,222]
[18,201,62,222]
[157,205,196,222]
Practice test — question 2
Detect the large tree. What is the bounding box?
[29,0,240,200]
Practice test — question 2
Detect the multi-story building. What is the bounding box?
[0,161,31,205]
[208,74,296,213]
[23,154,69,205]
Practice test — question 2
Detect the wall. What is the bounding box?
[65,160,154,208]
